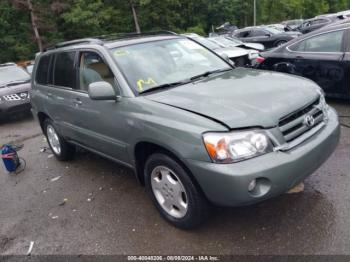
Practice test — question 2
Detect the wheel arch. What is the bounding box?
[133,141,202,192]
[37,112,51,132]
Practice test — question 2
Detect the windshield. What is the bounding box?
[264,27,281,35]
[0,66,30,85]
[111,38,230,93]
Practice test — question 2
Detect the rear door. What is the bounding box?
[285,28,347,97]
[49,51,79,138]
[250,29,274,48]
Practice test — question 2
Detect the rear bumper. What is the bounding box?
[186,108,340,207]
[0,99,31,116]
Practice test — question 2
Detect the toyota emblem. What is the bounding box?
[304,114,315,127]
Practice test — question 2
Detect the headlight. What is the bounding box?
[203,130,274,163]
[248,50,259,60]
[317,89,329,114]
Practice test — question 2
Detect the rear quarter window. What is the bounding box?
[36,55,51,85]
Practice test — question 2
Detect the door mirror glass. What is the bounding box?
[88,81,116,100]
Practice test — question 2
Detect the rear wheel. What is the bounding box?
[43,119,75,161]
[145,153,209,229]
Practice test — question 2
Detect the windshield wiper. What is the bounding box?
[140,80,190,94]
[190,68,232,81]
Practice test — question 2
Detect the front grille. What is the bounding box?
[231,55,249,67]
[3,92,28,101]
[279,98,324,143]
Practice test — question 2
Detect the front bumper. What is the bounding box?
[0,99,31,115]
[186,108,340,207]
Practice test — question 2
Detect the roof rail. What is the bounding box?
[96,30,178,41]
[0,62,16,67]
[44,31,178,52]
[45,38,104,51]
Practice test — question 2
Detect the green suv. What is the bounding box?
[31,32,340,229]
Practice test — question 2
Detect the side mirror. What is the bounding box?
[265,33,271,37]
[88,81,118,101]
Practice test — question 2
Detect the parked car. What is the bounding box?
[31,32,340,229]
[266,23,290,32]
[209,35,265,52]
[207,36,260,65]
[233,26,301,49]
[0,63,31,118]
[296,16,341,34]
[25,61,35,75]
[337,10,350,18]
[256,23,350,99]
[184,33,252,67]
[282,19,304,30]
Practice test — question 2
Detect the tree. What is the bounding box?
[11,0,43,52]
[130,0,141,33]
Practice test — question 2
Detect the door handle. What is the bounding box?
[47,92,53,97]
[296,56,304,59]
[73,98,83,106]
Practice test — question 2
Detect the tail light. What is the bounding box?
[256,56,265,64]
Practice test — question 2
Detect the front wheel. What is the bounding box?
[144,153,210,229]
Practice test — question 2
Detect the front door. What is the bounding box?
[68,50,131,165]
[286,29,346,97]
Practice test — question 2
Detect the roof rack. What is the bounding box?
[44,31,178,52]
[45,38,104,51]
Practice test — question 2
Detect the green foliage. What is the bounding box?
[185,25,206,36]
[1,0,350,62]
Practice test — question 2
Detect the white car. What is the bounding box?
[183,33,252,67]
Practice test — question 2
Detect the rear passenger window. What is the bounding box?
[53,52,76,88]
[36,55,51,85]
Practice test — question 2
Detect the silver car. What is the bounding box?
[0,63,31,118]
[183,33,252,67]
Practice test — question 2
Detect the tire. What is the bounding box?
[43,118,75,161]
[144,153,210,229]
[275,40,287,47]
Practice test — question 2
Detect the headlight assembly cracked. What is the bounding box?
[203,130,274,164]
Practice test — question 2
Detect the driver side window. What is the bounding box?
[78,51,115,92]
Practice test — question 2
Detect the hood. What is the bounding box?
[145,68,320,129]
[0,82,31,96]
[215,46,249,58]
[244,42,265,51]
[282,31,302,37]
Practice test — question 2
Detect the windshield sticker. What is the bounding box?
[179,40,200,50]
[114,50,130,56]
[137,78,157,92]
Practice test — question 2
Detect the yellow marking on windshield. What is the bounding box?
[137,78,157,92]
[114,50,129,56]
